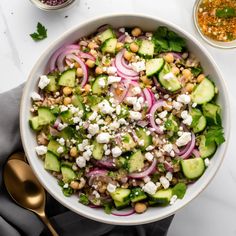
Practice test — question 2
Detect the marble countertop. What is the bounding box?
[0,0,235,235]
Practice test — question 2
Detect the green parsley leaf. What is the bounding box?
[103,203,113,214]
[62,187,73,197]
[79,193,89,205]
[191,67,203,77]
[172,183,187,199]
[216,7,236,18]
[30,22,47,41]
[205,126,225,146]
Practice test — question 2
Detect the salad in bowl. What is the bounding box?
[29,24,225,215]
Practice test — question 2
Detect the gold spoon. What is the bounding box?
[4,158,59,236]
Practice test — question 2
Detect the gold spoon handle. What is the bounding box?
[37,211,59,236]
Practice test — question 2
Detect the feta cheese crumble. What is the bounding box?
[96,133,111,143]
[131,60,146,72]
[76,156,86,168]
[111,146,122,157]
[160,176,170,189]
[38,75,50,89]
[181,110,193,126]
[107,183,117,193]
[176,132,192,147]
[145,152,154,161]
[142,181,157,195]
[177,94,191,104]
[31,92,42,101]
[107,76,121,84]
[129,111,142,120]
[35,145,47,155]
[88,124,99,136]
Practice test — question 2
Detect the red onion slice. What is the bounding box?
[192,149,200,158]
[79,52,96,61]
[128,158,157,179]
[179,133,196,159]
[164,161,174,173]
[96,160,115,169]
[118,34,126,43]
[175,141,191,156]
[86,169,108,178]
[149,100,166,134]
[66,54,88,87]
[111,209,135,216]
[143,88,153,112]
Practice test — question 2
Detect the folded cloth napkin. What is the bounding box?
[0,84,174,236]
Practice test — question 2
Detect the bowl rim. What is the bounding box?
[20,13,231,225]
[193,0,236,49]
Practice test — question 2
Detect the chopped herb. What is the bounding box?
[157,163,165,173]
[79,193,89,205]
[216,7,236,18]
[82,48,90,53]
[172,183,187,199]
[104,203,113,214]
[205,126,225,146]
[62,187,73,197]
[151,173,161,182]
[30,22,47,41]
[191,67,203,77]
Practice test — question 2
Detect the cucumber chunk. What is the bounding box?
[190,108,206,133]
[121,133,136,151]
[138,40,155,58]
[47,140,65,157]
[191,78,215,104]
[130,187,147,203]
[199,135,216,158]
[46,75,59,92]
[146,58,164,77]
[29,116,41,131]
[71,95,85,112]
[101,38,117,54]
[98,28,116,43]
[135,128,152,150]
[181,158,205,179]
[58,69,76,88]
[60,110,73,124]
[202,103,221,125]
[92,75,108,95]
[159,63,181,92]
[61,165,76,183]
[58,127,74,140]
[114,199,130,210]
[149,189,173,205]
[128,150,145,173]
[38,107,56,126]
[110,188,131,203]
[92,141,104,160]
[44,151,60,172]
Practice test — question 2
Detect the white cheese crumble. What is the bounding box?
[35,145,47,155]
[170,195,178,205]
[132,86,142,95]
[76,156,86,168]
[60,105,68,112]
[92,190,100,199]
[111,146,122,157]
[107,76,121,84]
[88,111,98,121]
[96,132,111,143]
[158,110,168,119]
[172,101,183,110]
[116,105,121,115]
[142,181,157,195]
[177,94,191,104]
[163,144,173,153]
[57,123,68,131]
[98,77,106,88]
[106,66,117,75]
[204,158,210,167]
[192,102,197,108]
[145,152,154,161]
[109,121,120,130]
[181,110,193,126]
[129,111,142,120]
[38,75,50,89]
[118,118,128,125]
[107,183,117,193]
[163,72,175,80]
[57,137,65,146]
[176,132,192,147]
[31,92,42,101]
[160,176,170,189]
[131,60,146,72]
[146,145,155,151]
[166,172,173,181]
[155,118,162,125]
[98,100,114,114]
[143,176,151,183]
[57,146,64,154]
[83,149,92,161]
[88,124,99,136]
[126,97,137,105]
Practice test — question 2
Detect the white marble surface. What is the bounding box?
[0,0,235,235]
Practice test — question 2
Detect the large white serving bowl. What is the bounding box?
[20,13,230,225]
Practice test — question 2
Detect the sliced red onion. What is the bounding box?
[53,117,61,129]
[137,120,148,127]
[128,158,157,179]
[86,169,108,178]
[149,100,166,134]
[111,209,135,216]
[143,88,153,112]
[89,204,101,208]
[96,160,115,169]
[192,149,200,158]
[175,141,191,156]
[66,54,88,87]
[79,52,96,61]
[118,34,126,43]
[121,56,132,70]
[179,133,196,159]
[164,161,174,173]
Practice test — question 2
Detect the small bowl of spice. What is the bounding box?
[30,0,77,11]
[193,0,236,48]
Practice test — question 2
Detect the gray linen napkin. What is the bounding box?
[0,84,174,236]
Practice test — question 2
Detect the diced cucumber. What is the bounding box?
[71,95,85,112]
[92,141,104,160]
[29,116,41,131]
[60,110,73,124]
[146,58,165,77]
[202,103,221,125]
[47,140,65,157]
[121,133,136,151]
[128,150,145,173]
[38,107,56,126]
[92,75,108,95]
[110,188,131,202]
[58,69,76,88]
[61,165,76,183]
[44,151,60,172]
[172,183,187,199]
[98,28,116,43]
[138,40,155,58]
[191,78,215,104]
[46,75,59,92]
[58,127,74,140]
[115,156,127,169]
[149,189,173,205]
[190,108,206,133]
[159,63,181,92]
[101,38,117,54]
[114,199,130,210]
[135,128,152,150]
[130,188,147,203]
[181,158,205,179]
[199,135,216,158]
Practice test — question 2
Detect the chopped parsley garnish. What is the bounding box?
[205,126,225,146]
[172,183,187,199]
[30,22,47,41]
[62,187,73,197]
[191,67,203,77]
[216,7,236,18]
[103,203,113,214]
[79,193,89,205]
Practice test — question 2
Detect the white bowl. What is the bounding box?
[20,13,230,225]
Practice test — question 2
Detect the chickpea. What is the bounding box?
[88,41,98,49]
[63,86,72,96]
[131,27,142,37]
[130,42,139,53]
[134,202,147,214]
[171,66,180,75]
[95,66,103,75]
[70,180,80,189]
[76,68,84,77]
[90,49,98,57]
[70,147,78,157]
[85,59,95,68]
[140,76,152,85]
[186,83,194,93]
[84,84,91,93]
[164,53,174,63]
[63,97,71,105]
[124,50,133,61]
[116,42,124,51]
[197,74,205,83]
[182,69,192,80]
